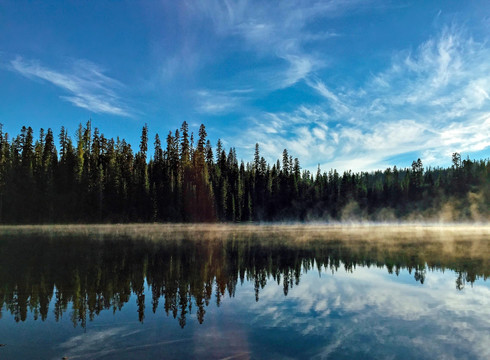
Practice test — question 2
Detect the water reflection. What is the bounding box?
[0,225,487,328]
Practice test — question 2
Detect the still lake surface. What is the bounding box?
[0,224,488,359]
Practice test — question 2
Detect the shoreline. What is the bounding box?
[0,222,489,238]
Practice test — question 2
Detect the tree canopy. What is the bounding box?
[0,122,488,223]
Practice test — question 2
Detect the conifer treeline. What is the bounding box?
[0,122,488,223]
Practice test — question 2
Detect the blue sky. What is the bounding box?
[1,0,490,172]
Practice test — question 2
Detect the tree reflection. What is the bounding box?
[0,231,487,328]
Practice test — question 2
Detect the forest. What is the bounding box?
[0,122,488,223]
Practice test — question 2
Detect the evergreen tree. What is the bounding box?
[0,122,488,223]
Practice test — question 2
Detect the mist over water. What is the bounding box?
[0,224,488,359]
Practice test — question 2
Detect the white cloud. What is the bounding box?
[237,108,336,165]
[10,57,131,116]
[302,31,341,43]
[195,89,251,114]
[281,55,319,88]
[235,26,490,172]
[182,0,362,92]
[307,79,351,116]
[313,127,327,141]
[439,114,490,152]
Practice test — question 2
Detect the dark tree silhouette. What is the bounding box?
[0,123,488,223]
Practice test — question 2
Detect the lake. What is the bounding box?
[0,224,488,359]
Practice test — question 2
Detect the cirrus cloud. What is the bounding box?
[9,57,132,117]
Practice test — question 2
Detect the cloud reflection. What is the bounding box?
[243,265,490,359]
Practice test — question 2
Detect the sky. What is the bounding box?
[1,0,490,172]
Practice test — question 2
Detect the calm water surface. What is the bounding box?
[0,225,488,359]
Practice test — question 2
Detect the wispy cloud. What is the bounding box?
[152,0,379,118]
[237,26,490,172]
[195,88,252,115]
[178,0,361,90]
[10,57,131,116]
[237,106,336,164]
[281,55,321,88]
[306,78,351,116]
